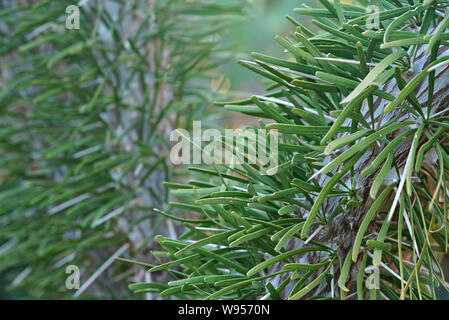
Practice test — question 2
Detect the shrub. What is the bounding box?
[137,0,449,300]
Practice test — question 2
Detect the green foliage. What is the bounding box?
[0,0,246,298]
[137,0,449,300]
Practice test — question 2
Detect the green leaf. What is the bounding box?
[174,231,234,257]
[325,129,371,155]
[362,129,415,176]
[352,183,396,262]
[370,153,394,199]
[247,246,325,277]
[317,121,414,178]
[338,249,353,292]
[341,50,406,105]
[301,153,362,238]
[266,123,349,136]
[275,222,305,251]
[287,258,334,300]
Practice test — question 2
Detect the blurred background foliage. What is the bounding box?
[222,0,317,128]
[224,0,305,92]
[0,0,249,299]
